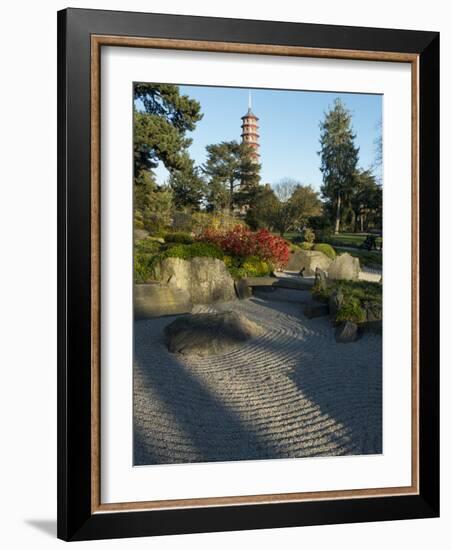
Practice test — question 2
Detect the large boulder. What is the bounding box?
[327,253,360,281]
[134,283,192,319]
[285,250,332,276]
[155,257,236,304]
[165,311,263,357]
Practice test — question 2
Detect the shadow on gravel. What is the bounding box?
[133,347,284,465]
[248,294,383,456]
[133,292,382,465]
[289,358,383,456]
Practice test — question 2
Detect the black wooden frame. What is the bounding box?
[57,8,439,541]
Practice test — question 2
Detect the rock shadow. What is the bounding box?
[133,329,284,465]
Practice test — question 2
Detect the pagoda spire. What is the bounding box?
[241,93,260,162]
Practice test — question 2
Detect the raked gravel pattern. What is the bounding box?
[134,289,382,465]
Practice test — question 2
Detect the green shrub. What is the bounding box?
[147,229,167,239]
[335,298,366,324]
[134,238,162,255]
[228,266,248,280]
[311,279,381,324]
[223,255,232,267]
[299,242,314,250]
[188,242,223,259]
[134,253,154,283]
[223,255,239,268]
[134,217,144,229]
[311,281,330,302]
[241,256,271,277]
[313,243,336,259]
[164,232,194,245]
[159,242,224,262]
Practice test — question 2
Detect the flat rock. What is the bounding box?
[165,311,263,357]
[328,253,360,281]
[134,283,192,319]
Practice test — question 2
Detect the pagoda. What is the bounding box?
[240,92,260,162]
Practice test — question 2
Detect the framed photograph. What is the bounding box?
[57,8,439,541]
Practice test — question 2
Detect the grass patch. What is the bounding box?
[324,232,382,249]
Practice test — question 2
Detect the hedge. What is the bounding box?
[313,243,336,259]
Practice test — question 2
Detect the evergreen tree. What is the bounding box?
[134,83,202,182]
[350,169,382,231]
[168,155,205,211]
[134,171,173,232]
[245,184,279,230]
[318,98,359,234]
[133,83,203,228]
[134,83,202,176]
[202,141,260,212]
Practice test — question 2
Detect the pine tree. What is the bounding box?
[133,83,202,177]
[133,83,203,227]
[202,141,260,213]
[168,156,205,211]
[318,98,359,234]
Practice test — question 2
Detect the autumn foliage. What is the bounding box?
[197,225,290,269]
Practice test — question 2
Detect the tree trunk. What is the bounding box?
[350,209,356,233]
[334,193,341,234]
[229,180,234,212]
[360,213,364,232]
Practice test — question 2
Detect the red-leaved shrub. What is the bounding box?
[197,225,289,269]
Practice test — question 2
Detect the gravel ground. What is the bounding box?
[134,289,382,465]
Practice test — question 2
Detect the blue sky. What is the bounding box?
[153,85,382,192]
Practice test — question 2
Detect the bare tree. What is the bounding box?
[271,179,322,236]
[273,178,299,203]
